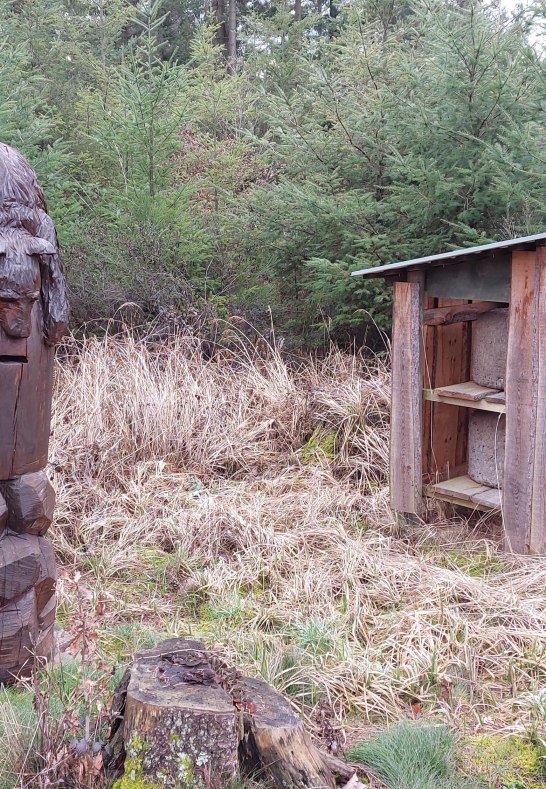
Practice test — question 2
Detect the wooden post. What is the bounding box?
[390,280,423,515]
[530,246,546,554]
[503,251,540,553]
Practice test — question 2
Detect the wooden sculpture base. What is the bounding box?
[0,474,56,683]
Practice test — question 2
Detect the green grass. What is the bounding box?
[348,722,481,789]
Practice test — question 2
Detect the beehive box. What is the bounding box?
[352,233,546,555]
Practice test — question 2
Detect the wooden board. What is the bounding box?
[424,389,506,414]
[390,281,422,514]
[422,298,471,480]
[12,300,55,475]
[435,381,500,401]
[424,475,500,512]
[471,487,501,509]
[503,251,539,553]
[0,302,54,478]
[431,475,490,499]
[422,292,435,477]
[530,246,546,554]
[423,301,497,326]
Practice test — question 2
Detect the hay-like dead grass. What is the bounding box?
[48,331,546,742]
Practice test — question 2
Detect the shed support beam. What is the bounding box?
[530,246,546,554]
[503,249,546,554]
[390,281,423,515]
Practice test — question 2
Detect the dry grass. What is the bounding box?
[43,329,546,747]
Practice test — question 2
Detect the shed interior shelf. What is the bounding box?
[423,475,501,511]
[423,381,506,413]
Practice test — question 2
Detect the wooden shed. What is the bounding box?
[352,233,546,554]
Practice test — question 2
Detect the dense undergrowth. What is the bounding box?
[1,330,546,787]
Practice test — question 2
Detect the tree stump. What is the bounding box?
[108,639,372,789]
[238,676,336,788]
[119,639,239,787]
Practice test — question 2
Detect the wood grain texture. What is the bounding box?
[0,588,37,682]
[422,293,435,477]
[422,299,471,481]
[530,246,546,554]
[11,302,55,476]
[0,470,55,535]
[34,535,56,613]
[390,281,422,514]
[0,533,40,606]
[423,301,497,326]
[435,381,499,401]
[503,251,539,553]
[239,676,336,788]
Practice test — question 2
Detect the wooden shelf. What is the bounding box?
[424,475,501,511]
[423,382,506,413]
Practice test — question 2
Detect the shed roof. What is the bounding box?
[351,232,546,279]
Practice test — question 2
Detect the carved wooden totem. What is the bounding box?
[0,143,69,682]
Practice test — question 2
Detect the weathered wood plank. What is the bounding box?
[423,301,497,326]
[503,251,539,553]
[530,246,546,554]
[471,487,501,509]
[390,281,423,514]
[12,301,55,476]
[431,474,490,499]
[435,381,500,401]
[427,299,471,480]
[422,297,472,480]
[423,389,505,413]
[422,293,435,476]
[423,486,496,512]
[424,474,500,511]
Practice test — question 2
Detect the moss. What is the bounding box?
[301,427,336,463]
[436,550,508,577]
[112,773,162,789]
[113,735,163,789]
[463,734,546,788]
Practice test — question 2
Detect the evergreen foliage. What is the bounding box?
[0,0,544,343]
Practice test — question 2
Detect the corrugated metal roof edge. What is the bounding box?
[351,232,546,278]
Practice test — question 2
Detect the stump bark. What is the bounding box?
[238,676,336,788]
[109,638,371,789]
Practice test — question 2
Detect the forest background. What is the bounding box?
[1,0,545,348]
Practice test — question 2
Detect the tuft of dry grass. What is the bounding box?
[43,329,546,747]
